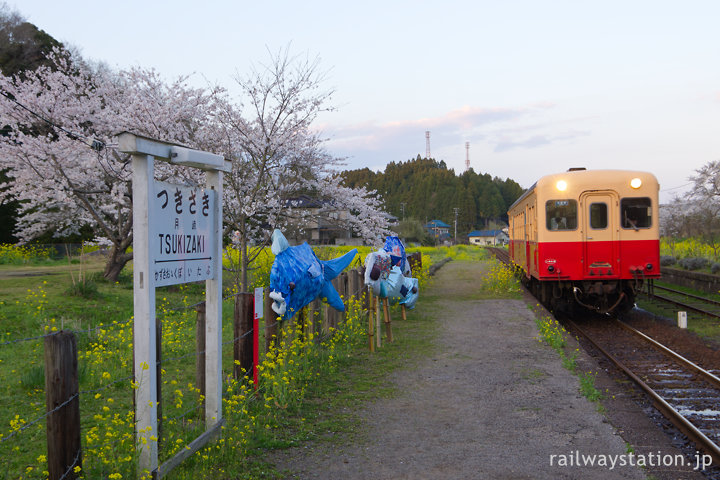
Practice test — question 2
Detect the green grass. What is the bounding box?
[635,280,720,344]
[0,247,440,479]
[532,312,604,408]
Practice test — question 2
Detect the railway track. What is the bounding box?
[487,247,509,265]
[485,246,720,468]
[567,317,720,467]
[644,282,720,320]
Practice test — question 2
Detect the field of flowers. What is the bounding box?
[661,237,720,262]
[0,243,445,479]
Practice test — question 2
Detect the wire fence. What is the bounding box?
[0,263,395,479]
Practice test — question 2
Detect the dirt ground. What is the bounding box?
[269,260,709,480]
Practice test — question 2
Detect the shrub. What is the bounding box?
[712,263,720,275]
[678,257,709,271]
[660,255,676,266]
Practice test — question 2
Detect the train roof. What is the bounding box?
[508,169,659,212]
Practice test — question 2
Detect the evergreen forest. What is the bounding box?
[341,155,525,238]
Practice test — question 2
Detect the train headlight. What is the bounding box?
[556,180,567,192]
[630,178,642,189]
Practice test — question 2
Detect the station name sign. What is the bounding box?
[150,180,216,287]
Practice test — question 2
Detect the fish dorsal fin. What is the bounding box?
[321,248,357,280]
[271,229,290,255]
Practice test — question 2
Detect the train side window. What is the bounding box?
[621,197,652,229]
[590,203,608,229]
[546,200,577,231]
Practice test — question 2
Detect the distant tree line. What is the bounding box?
[341,155,525,239]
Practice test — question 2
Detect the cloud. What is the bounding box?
[321,103,553,153]
[493,130,590,153]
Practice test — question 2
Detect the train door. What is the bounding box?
[580,191,619,277]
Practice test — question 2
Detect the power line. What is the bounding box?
[0,88,105,152]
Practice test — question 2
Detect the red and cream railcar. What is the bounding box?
[508,168,660,313]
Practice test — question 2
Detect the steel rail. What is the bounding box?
[649,292,720,320]
[652,284,720,308]
[566,318,720,466]
[616,320,720,389]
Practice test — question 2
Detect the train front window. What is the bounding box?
[546,200,577,230]
[621,197,652,229]
[590,203,607,229]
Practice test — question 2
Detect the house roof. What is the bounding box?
[425,219,451,228]
[468,229,506,237]
[285,195,325,208]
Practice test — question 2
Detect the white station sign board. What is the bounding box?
[150,180,216,287]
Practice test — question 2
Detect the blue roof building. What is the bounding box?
[425,219,451,240]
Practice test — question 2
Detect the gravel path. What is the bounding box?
[271,260,649,479]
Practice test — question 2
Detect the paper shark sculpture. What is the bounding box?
[269,229,358,319]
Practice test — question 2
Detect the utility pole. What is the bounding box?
[400,202,406,222]
[453,207,459,244]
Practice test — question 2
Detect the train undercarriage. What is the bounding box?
[525,277,639,316]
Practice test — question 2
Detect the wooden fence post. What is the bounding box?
[408,252,422,273]
[297,307,306,343]
[309,298,320,343]
[264,287,278,353]
[234,293,253,379]
[322,300,332,336]
[374,294,381,348]
[368,289,375,352]
[339,272,348,321]
[195,302,206,402]
[383,298,393,343]
[45,331,81,480]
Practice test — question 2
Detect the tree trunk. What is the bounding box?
[240,232,249,293]
[103,244,132,282]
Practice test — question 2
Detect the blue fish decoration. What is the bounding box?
[269,229,357,319]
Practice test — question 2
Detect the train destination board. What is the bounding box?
[150,180,217,287]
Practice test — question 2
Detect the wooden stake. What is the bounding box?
[45,331,81,480]
[383,298,393,343]
[234,293,253,379]
[264,287,278,353]
[375,295,382,348]
[368,291,375,352]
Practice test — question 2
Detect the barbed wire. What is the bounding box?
[0,263,397,480]
[0,391,78,444]
[58,449,82,480]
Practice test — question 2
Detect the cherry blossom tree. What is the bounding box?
[215,48,391,291]
[0,48,222,281]
[1,46,390,287]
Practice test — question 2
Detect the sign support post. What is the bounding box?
[131,152,159,473]
[204,169,223,427]
[120,132,230,477]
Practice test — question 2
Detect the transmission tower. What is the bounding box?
[425,131,431,159]
[465,142,470,171]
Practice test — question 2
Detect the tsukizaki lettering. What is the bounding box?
[157,234,205,255]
